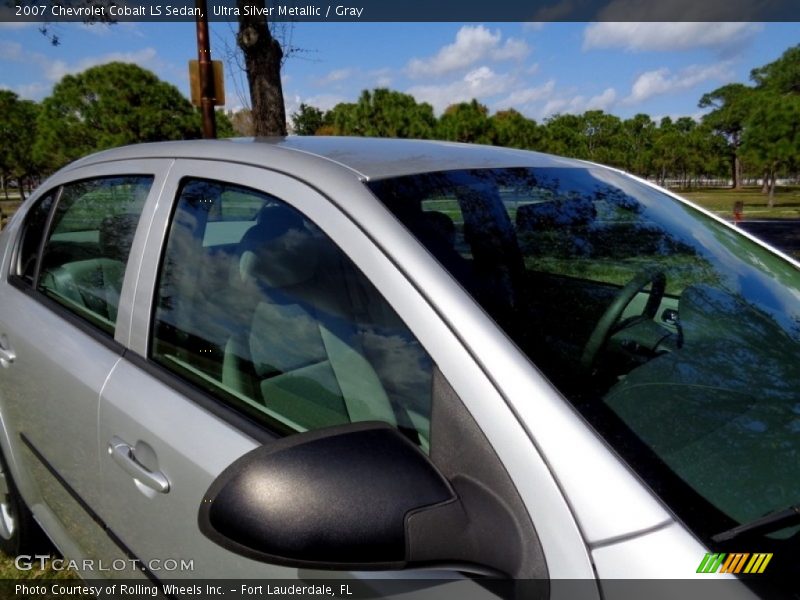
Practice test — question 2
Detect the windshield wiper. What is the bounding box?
[712,505,800,543]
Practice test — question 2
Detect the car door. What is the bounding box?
[0,160,169,566]
[97,159,590,588]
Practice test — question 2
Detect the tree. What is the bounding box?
[581,110,624,167]
[437,100,492,144]
[490,109,540,149]
[323,102,359,135]
[353,89,436,139]
[0,91,42,199]
[319,89,437,139]
[750,44,800,95]
[541,113,587,158]
[237,0,286,136]
[215,109,236,138]
[35,62,201,170]
[742,93,800,205]
[699,83,755,189]
[622,114,656,177]
[291,103,326,135]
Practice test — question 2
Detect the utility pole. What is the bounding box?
[195,0,216,139]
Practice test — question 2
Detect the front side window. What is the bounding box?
[152,179,433,447]
[370,168,800,563]
[36,176,151,334]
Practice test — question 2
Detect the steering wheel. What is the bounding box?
[580,269,666,372]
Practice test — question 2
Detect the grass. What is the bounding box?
[0,552,77,579]
[677,185,800,219]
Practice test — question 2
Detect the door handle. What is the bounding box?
[0,335,15,367]
[108,436,170,494]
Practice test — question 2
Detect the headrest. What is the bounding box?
[516,197,596,231]
[99,213,140,262]
[238,207,320,289]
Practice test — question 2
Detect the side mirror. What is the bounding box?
[198,422,457,570]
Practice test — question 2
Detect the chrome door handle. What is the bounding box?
[0,336,15,368]
[108,436,170,493]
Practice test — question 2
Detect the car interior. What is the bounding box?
[151,179,433,448]
[38,213,140,330]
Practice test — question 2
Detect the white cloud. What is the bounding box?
[41,47,160,82]
[492,38,530,61]
[493,78,617,120]
[522,22,545,32]
[583,22,762,52]
[624,62,734,104]
[496,80,556,108]
[300,93,347,112]
[11,82,50,99]
[407,66,515,114]
[315,68,353,86]
[587,87,617,111]
[285,92,347,123]
[0,40,23,61]
[406,25,529,78]
[539,89,618,119]
[1,45,165,100]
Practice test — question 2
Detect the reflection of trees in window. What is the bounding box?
[513,180,718,293]
[52,177,148,233]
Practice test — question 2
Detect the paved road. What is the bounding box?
[737,220,800,256]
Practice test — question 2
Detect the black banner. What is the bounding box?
[3,579,797,600]
[3,0,800,23]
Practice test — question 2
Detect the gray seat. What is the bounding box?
[40,213,139,324]
[222,208,396,431]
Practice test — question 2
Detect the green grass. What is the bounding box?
[677,185,800,219]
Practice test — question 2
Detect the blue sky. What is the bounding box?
[1,21,798,123]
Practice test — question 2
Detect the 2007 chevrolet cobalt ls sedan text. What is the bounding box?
[0,137,797,597]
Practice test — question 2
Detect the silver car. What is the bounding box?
[0,138,797,597]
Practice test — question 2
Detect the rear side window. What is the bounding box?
[36,176,152,334]
[151,178,433,446]
[15,191,58,284]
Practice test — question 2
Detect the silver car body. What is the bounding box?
[0,137,771,594]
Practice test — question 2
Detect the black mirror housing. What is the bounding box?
[198,422,456,569]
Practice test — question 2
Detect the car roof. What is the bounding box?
[64,136,589,181]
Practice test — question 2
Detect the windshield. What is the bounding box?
[368,167,800,555]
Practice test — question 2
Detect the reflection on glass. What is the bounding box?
[369,168,800,548]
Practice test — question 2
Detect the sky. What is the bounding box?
[1,20,798,123]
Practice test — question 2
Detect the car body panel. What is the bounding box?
[2,138,794,590]
[0,159,169,565]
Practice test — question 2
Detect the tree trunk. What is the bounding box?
[237,0,287,137]
[767,167,777,208]
[761,169,770,194]
[17,177,25,201]
[732,154,742,189]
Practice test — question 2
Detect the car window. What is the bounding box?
[15,190,58,284]
[36,176,152,335]
[151,178,433,447]
[370,167,800,548]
